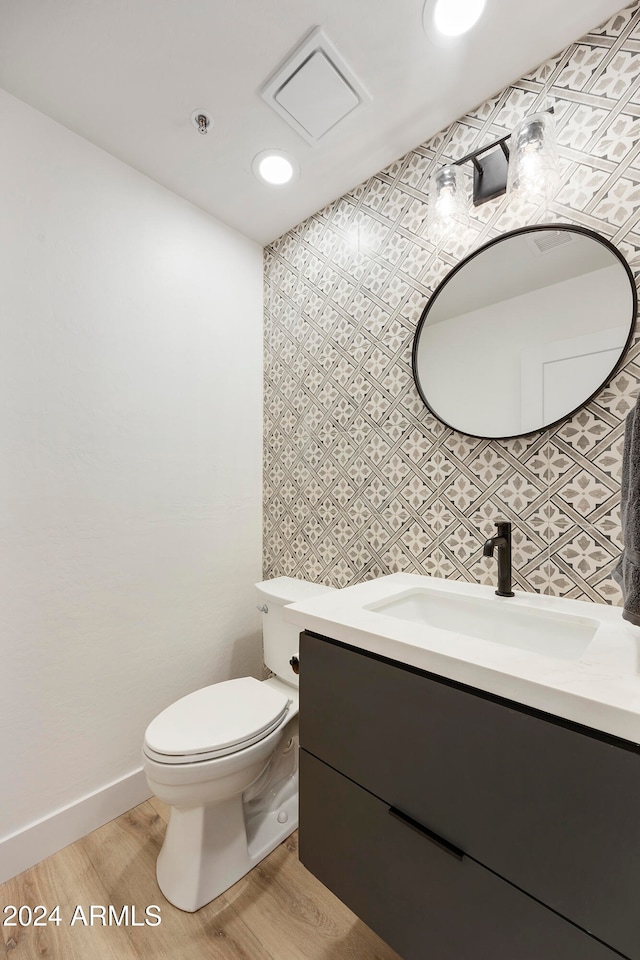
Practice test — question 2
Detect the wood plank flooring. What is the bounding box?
[0,799,401,960]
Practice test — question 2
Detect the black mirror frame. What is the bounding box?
[411,223,638,440]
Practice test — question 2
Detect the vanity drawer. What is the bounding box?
[300,631,640,959]
[300,749,622,960]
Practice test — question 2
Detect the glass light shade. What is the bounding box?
[507,111,560,209]
[427,164,469,242]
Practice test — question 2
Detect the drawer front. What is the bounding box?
[300,631,640,959]
[300,750,622,960]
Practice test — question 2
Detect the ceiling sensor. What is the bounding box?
[190,110,213,135]
[260,26,370,144]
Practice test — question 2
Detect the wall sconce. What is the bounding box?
[427,108,559,239]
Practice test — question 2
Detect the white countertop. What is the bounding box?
[284,573,640,746]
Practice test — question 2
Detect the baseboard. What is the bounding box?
[0,768,152,885]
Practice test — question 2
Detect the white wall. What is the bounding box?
[0,89,264,878]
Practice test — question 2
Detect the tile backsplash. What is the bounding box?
[263,2,640,603]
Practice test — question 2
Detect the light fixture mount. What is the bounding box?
[462,138,510,206]
[451,106,555,207]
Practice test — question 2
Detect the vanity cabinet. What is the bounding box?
[299,631,640,960]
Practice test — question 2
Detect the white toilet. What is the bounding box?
[142,576,335,912]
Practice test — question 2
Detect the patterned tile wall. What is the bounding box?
[263,2,640,604]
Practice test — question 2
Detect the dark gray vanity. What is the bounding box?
[299,630,640,960]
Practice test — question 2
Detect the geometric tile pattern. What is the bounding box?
[264,1,640,605]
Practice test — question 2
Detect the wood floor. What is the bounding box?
[0,798,401,960]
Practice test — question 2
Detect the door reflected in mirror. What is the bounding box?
[412,225,637,439]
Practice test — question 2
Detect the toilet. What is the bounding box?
[142,576,335,912]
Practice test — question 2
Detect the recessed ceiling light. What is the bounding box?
[252,151,298,186]
[424,0,486,39]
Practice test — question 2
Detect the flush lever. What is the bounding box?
[256,603,268,614]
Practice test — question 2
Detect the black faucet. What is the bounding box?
[483,521,515,597]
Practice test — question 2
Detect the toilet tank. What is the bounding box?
[256,577,336,688]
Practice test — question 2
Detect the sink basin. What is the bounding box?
[365,587,599,661]
[284,571,636,743]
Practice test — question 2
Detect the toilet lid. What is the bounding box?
[143,677,290,764]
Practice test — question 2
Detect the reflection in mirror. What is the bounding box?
[412,225,637,440]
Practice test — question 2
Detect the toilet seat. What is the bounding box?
[143,677,291,765]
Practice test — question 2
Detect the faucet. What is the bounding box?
[482,521,515,597]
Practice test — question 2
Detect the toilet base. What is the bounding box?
[156,782,298,912]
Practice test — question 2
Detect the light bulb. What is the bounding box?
[431,0,486,37]
[258,154,294,185]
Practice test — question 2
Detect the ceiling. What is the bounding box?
[0,0,628,245]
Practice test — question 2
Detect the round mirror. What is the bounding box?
[412,225,637,439]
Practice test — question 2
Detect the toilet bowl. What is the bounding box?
[142,576,335,913]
